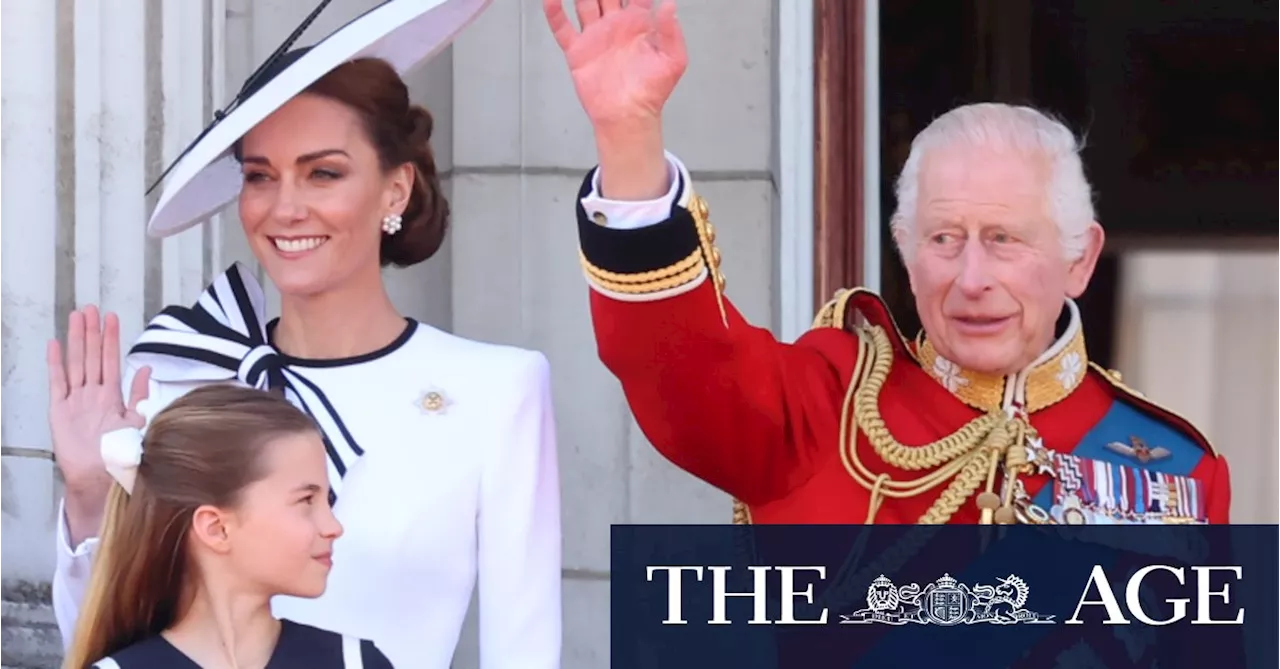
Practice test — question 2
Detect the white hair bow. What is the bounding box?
[100,399,159,495]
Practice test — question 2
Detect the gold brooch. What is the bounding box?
[1104,436,1170,464]
[417,387,452,415]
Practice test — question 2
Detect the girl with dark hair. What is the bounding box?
[63,385,391,668]
[48,3,560,667]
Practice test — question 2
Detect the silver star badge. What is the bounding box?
[1025,437,1057,476]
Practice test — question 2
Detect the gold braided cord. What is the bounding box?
[583,263,705,295]
[687,194,729,328]
[839,325,1028,525]
[811,289,856,330]
[580,247,703,284]
[732,499,751,524]
[579,247,705,294]
[854,327,1004,470]
[838,329,968,522]
[916,446,997,524]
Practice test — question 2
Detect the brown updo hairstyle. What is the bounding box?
[297,58,450,267]
[309,58,450,267]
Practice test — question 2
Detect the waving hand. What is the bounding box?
[48,306,151,545]
[544,0,687,199]
[545,0,686,131]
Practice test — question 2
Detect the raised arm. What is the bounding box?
[546,0,855,504]
[477,352,561,668]
[46,307,152,643]
[577,152,856,504]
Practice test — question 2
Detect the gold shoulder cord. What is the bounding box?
[730,294,1033,526]
[839,325,1034,525]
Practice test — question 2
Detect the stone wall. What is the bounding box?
[2,582,60,669]
[0,1,781,666]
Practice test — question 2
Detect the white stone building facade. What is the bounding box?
[2,1,1274,667]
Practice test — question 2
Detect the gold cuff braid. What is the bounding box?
[580,248,705,294]
[579,193,729,327]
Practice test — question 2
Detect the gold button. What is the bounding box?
[592,211,608,226]
[422,392,444,412]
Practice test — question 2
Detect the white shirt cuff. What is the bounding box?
[579,151,683,230]
[56,497,99,558]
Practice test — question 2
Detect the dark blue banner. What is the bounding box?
[611,525,1278,669]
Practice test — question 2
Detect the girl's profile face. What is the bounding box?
[225,431,343,598]
[236,93,412,298]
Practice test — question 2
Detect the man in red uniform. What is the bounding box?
[544,0,1230,527]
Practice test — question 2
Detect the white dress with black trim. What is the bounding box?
[92,618,392,668]
[53,264,563,669]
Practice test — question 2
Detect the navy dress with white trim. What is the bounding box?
[90,618,393,668]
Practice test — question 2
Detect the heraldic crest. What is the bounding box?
[840,573,1055,626]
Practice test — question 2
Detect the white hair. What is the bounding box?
[889,103,1097,262]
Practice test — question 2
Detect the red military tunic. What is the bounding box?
[574,165,1231,527]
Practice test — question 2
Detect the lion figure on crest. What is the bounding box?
[863,575,925,621]
[865,575,899,611]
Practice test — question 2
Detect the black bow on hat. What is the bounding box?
[146,0,334,196]
[142,0,489,238]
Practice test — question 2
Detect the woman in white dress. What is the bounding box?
[65,385,393,669]
[47,2,561,667]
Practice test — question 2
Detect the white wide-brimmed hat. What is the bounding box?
[146,0,490,239]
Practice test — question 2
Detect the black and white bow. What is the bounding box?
[127,263,364,502]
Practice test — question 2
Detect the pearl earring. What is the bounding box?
[381,213,403,235]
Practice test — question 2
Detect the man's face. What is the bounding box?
[901,144,1102,376]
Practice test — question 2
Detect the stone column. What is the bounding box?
[2,0,61,592]
[72,0,149,350]
[446,2,779,666]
